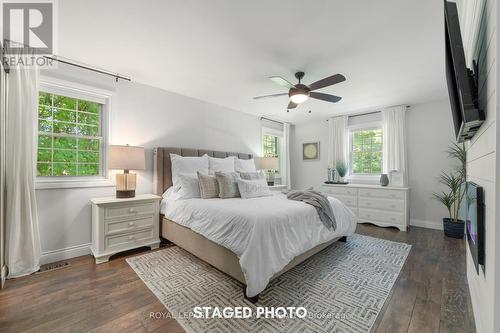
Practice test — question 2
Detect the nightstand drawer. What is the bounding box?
[104,203,155,220]
[105,216,154,235]
[105,228,154,249]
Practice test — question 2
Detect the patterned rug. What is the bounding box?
[127,234,411,333]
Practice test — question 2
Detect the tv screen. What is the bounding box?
[444,1,484,142]
[466,182,484,273]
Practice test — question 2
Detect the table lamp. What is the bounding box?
[108,145,145,198]
[259,156,279,186]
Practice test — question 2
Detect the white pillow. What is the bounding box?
[208,156,235,174]
[175,173,201,199]
[235,158,256,173]
[170,154,209,186]
[237,178,272,199]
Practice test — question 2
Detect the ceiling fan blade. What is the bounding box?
[310,92,342,103]
[287,101,298,109]
[253,93,289,100]
[308,74,346,91]
[269,76,295,89]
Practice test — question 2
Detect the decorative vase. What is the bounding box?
[380,174,389,186]
[443,218,465,238]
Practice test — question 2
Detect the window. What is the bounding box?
[262,132,281,175]
[350,128,383,175]
[37,91,103,177]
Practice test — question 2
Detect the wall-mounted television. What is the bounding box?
[466,182,485,274]
[444,1,484,142]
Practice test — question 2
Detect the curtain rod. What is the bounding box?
[326,105,410,121]
[260,116,284,125]
[43,56,131,82]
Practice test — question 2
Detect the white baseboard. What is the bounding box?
[40,243,91,265]
[410,219,443,230]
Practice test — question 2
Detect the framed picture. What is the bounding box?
[303,142,320,160]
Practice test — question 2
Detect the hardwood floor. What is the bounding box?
[0,224,476,333]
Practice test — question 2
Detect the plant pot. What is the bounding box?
[443,218,465,239]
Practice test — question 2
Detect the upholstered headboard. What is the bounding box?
[153,147,253,195]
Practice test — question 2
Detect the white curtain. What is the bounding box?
[382,105,408,181]
[5,66,41,277]
[327,115,348,167]
[282,122,291,189]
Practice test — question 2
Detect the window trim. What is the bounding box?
[35,77,114,189]
[261,126,284,179]
[347,121,383,183]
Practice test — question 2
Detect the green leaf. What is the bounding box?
[77,124,99,136]
[78,112,99,126]
[38,106,52,119]
[53,163,77,176]
[78,138,99,151]
[53,95,76,110]
[39,92,51,106]
[78,164,99,176]
[38,119,52,133]
[78,151,99,163]
[37,149,52,162]
[38,135,52,148]
[54,137,77,149]
[37,163,52,176]
[54,108,76,123]
[53,149,77,163]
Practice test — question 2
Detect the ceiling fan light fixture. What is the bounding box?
[290,93,308,104]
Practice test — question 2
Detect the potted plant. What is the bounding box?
[433,143,467,238]
[335,160,348,183]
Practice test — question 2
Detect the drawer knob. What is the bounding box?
[367,214,371,217]
[128,235,135,241]
[128,208,136,213]
[391,218,396,221]
[128,222,135,227]
[367,202,371,206]
[391,205,396,208]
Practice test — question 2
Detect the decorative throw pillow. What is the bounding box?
[239,170,265,180]
[215,172,240,198]
[237,178,272,199]
[197,171,220,199]
[170,154,209,186]
[235,158,257,173]
[175,173,201,199]
[208,156,235,174]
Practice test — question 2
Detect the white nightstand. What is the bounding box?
[90,194,161,264]
[269,185,288,192]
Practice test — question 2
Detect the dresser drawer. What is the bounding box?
[359,208,405,225]
[322,186,357,197]
[332,194,358,208]
[358,197,405,212]
[358,188,405,200]
[105,216,154,235]
[105,228,154,249]
[104,202,155,220]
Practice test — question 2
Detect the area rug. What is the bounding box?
[127,234,411,333]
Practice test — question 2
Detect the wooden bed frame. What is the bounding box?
[153,147,346,302]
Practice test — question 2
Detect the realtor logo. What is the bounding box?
[3,1,54,54]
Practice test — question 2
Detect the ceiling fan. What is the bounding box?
[254,71,346,110]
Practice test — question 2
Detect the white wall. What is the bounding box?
[458,0,499,332]
[36,64,262,264]
[290,99,456,230]
[406,99,457,229]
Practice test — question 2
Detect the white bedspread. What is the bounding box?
[161,191,357,297]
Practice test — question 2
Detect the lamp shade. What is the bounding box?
[259,156,279,170]
[108,145,145,170]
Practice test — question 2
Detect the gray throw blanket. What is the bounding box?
[284,188,337,230]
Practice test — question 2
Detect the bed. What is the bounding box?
[153,147,357,302]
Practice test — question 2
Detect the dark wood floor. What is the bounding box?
[0,224,476,333]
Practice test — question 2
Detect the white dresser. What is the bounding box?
[90,194,161,264]
[321,184,409,231]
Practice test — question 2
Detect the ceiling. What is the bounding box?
[57,0,448,123]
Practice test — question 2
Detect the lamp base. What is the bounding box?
[116,190,136,198]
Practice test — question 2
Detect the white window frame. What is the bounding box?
[35,77,114,189]
[347,121,383,184]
